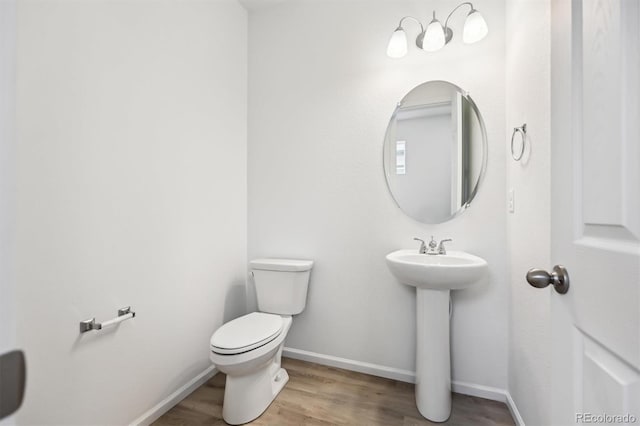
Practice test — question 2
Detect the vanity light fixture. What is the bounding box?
[386,2,488,58]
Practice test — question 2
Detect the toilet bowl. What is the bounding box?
[210,258,313,425]
[210,312,292,425]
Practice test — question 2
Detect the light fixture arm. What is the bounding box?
[443,2,474,44]
[397,16,426,49]
[397,16,424,33]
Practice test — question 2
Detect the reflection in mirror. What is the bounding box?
[383,81,487,224]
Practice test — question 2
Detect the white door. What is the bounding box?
[549,0,640,424]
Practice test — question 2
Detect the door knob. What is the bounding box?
[526,265,570,294]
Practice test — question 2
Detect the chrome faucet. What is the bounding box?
[426,236,439,255]
[437,239,453,255]
[414,236,452,255]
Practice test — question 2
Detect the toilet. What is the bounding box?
[210,258,314,425]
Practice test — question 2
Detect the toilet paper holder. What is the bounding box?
[79,306,135,333]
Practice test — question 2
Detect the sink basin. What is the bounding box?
[385,249,488,290]
[385,248,488,421]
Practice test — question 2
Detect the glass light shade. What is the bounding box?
[387,28,408,58]
[463,9,488,44]
[422,19,445,52]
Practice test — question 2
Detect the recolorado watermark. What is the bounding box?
[576,413,637,424]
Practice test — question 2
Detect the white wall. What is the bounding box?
[0,2,18,420]
[0,5,18,423]
[506,0,552,424]
[0,0,16,359]
[247,0,509,391]
[14,1,247,424]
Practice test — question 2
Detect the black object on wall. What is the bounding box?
[0,350,26,420]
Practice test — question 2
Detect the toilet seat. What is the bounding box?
[211,312,283,355]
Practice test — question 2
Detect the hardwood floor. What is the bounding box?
[153,358,515,426]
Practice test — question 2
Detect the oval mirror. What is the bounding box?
[383,81,487,224]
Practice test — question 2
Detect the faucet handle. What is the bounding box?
[413,237,427,254]
[428,236,438,249]
[438,239,453,255]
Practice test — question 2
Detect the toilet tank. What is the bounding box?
[250,258,314,315]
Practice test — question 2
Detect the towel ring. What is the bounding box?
[511,123,527,161]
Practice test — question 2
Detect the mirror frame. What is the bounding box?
[382,80,488,224]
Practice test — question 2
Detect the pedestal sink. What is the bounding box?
[385,249,488,422]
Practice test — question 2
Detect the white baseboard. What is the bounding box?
[283,347,525,425]
[283,347,416,384]
[452,382,525,425]
[505,391,525,426]
[129,365,218,426]
[450,380,507,402]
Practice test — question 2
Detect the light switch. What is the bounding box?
[508,189,515,213]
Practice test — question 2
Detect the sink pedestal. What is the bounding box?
[385,249,488,422]
[416,288,451,422]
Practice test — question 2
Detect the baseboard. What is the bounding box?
[283,347,523,424]
[450,380,507,403]
[129,365,218,426]
[283,347,416,384]
[452,380,525,426]
[505,391,526,426]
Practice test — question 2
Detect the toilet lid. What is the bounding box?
[211,312,283,355]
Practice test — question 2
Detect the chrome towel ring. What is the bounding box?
[511,123,527,161]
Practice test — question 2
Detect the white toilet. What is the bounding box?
[210,258,314,425]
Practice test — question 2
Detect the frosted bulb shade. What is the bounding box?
[422,20,445,52]
[387,28,408,58]
[463,10,488,44]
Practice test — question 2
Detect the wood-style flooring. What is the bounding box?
[153,358,515,426]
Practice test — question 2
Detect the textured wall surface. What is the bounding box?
[0,0,16,359]
[247,0,509,390]
[14,1,247,423]
[0,2,17,423]
[506,0,552,424]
